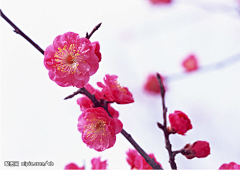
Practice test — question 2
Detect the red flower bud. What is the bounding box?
[192,141,210,158]
[182,141,210,159]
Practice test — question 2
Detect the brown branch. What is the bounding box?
[0,9,44,55]
[85,23,102,39]
[121,129,162,169]
[66,87,162,169]
[1,10,102,55]
[157,73,177,170]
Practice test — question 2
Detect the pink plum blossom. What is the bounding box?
[182,54,199,72]
[219,162,240,170]
[64,163,84,169]
[77,107,123,151]
[97,74,134,104]
[91,157,107,169]
[169,110,192,135]
[126,149,162,169]
[44,32,100,88]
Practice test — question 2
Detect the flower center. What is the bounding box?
[53,44,83,75]
[66,55,74,64]
[112,80,127,94]
[84,118,107,142]
[95,122,104,129]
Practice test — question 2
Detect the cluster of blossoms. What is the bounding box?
[44,32,134,152]
[65,157,107,170]
[167,110,210,159]
[43,31,233,169]
[77,74,134,151]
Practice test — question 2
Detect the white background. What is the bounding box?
[1,0,240,169]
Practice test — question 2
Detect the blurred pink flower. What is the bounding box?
[183,141,210,159]
[97,74,134,104]
[91,157,107,169]
[219,162,240,170]
[126,149,162,169]
[144,74,167,95]
[149,0,172,4]
[44,32,100,88]
[182,54,199,72]
[65,157,107,170]
[77,107,123,151]
[64,163,84,169]
[169,111,192,135]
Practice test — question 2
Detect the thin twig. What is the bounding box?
[172,149,184,157]
[157,73,177,170]
[1,10,102,55]
[0,9,44,55]
[85,23,102,39]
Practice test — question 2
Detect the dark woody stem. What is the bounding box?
[85,23,102,39]
[1,10,161,169]
[0,9,44,55]
[157,73,177,170]
[68,87,162,169]
[0,10,101,55]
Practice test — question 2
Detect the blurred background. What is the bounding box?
[1,0,240,169]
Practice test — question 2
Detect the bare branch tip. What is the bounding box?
[157,122,164,130]
[96,22,102,28]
